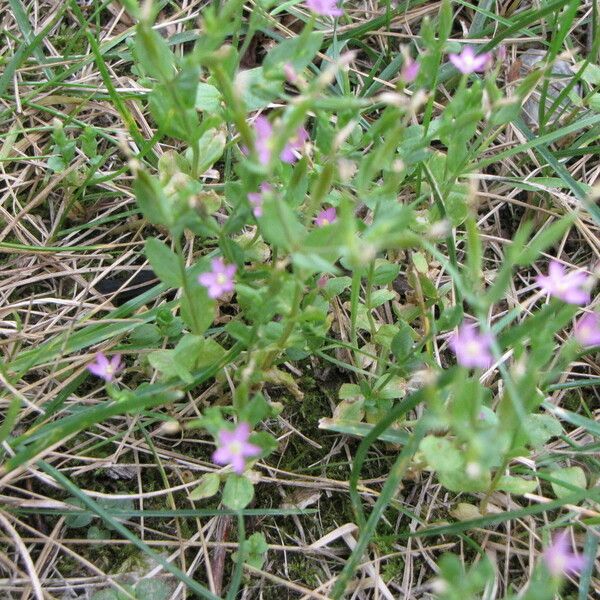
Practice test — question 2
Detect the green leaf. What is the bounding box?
[497,475,537,495]
[412,251,428,275]
[189,473,221,501]
[186,128,226,175]
[550,466,587,500]
[134,170,172,227]
[339,383,362,400]
[195,82,222,112]
[391,324,413,361]
[129,324,162,346]
[372,261,400,286]
[324,276,352,299]
[525,413,562,448]
[222,474,254,510]
[369,289,396,308]
[259,197,306,251]
[144,238,181,288]
[232,532,268,569]
[235,67,283,111]
[87,525,108,541]
[239,393,271,426]
[64,497,93,528]
[148,349,193,383]
[135,23,176,83]
[420,435,462,473]
[333,398,365,421]
[377,376,408,400]
[180,272,216,335]
[91,591,119,600]
[263,31,323,75]
[135,578,171,600]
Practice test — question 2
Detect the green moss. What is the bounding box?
[287,556,323,588]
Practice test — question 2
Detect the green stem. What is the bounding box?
[175,237,202,335]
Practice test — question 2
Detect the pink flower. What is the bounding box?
[198,257,236,299]
[317,274,329,288]
[247,182,272,218]
[535,260,590,305]
[87,352,124,382]
[280,126,309,164]
[212,422,261,474]
[315,207,337,227]
[284,63,297,83]
[574,312,600,347]
[401,57,420,82]
[449,324,493,369]
[449,46,492,74]
[543,530,587,577]
[253,116,274,166]
[251,116,308,165]
[306,0,343,17]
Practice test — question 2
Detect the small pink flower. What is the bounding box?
[280,126,309,164]
[497,45,507,62]
[252,116,273,166]
[449,46,492,74]
[574,312,600,347]
[535,260,590,305]
[306,0,343,17]
[212,422,261,474]
[251,117,308,165]
[198,257,236,299]
[87,352,124,382]
[317,274,329,288]
[247,182,272,218]
[315,207,337,227]
[401,57,420,82]
[449,324,493,369]
[543,530,587,578]
[284,63,297,83]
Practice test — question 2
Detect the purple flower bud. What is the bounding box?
[401,57,420,82]
[247,182,272,218]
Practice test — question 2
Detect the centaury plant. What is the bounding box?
[1,0,598,598]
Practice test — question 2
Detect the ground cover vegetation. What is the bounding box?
[0,0,599,598]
